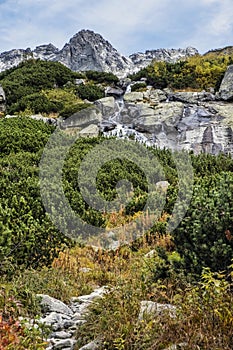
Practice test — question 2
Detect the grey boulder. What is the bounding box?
[170,91,215,103]
[94,96,116,118]
[37,294,73,316]
[105,86,124,97]
[219,65,233,100]
[123,91,144,103]
[78,340,100,350]
[143,88,167,103]
[61,106,102,129]
[138,301,177,320]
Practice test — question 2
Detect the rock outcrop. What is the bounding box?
[0,48,32,72]
[60,105,102,130]
[169,91,215,104]
[138,301,177,321]
[219,65,233,101]
[79,124,99,137]
[33,44,59,60]
[0,30,198,77]
[56,81,233,156]
[0,85,6,114]
[94,96,117,118]
[105,86,124,97]
[7,77,227,157]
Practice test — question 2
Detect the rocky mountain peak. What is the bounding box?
[57,29,132,75]
[33,43,59,60]
[71,29,114,48]
[34,43,59,54]
[0,29,199,76]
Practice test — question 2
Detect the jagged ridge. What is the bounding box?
[0,29,198,76]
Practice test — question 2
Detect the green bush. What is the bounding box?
[173,172,233,275]
[85,70,119,84]
[42,88,91,118]
[8,92,61,115]
[76,83,104,101]
[0,60,118,115]
[0,59,77,111]
[0,117,54,154]
[0,118,71,275]
[131,82,147,92]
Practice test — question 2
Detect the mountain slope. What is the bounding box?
[129,46,198,70]
[204,45,233,57]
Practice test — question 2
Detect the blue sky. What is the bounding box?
[0,0,232,55]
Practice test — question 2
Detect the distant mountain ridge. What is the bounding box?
[129,47,198,69]
[204,46,233,56]
[0,29,199,76]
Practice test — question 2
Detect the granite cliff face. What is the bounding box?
[0,29,198,76]
[60,68,233,156]
[64,94,233,156]
[0,48,32,72]
[219,65,233,101]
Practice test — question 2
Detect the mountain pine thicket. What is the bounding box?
[129,52,233,90]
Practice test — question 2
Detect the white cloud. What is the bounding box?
[180,0,233,52]
[0,0,232,55]
[0,0,175,53]
[200,0,219,4]
[70,0,171,52]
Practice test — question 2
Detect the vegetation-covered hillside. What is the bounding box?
[0,55,233,349]
[1,117,233,275]
[0,59,118,116]
[0,52,232,118]
[129,52,233,91]
[0,116,233,349]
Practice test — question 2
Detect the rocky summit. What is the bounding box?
[0,29,198,76]
[57,30,133,76]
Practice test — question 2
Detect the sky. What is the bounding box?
[0,0,233,55]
